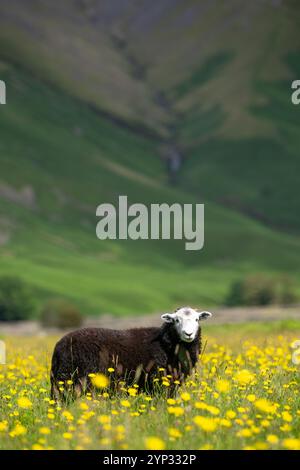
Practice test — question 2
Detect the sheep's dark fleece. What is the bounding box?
[50,322,202,400]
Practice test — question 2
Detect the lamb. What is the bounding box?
[50,306,212,400]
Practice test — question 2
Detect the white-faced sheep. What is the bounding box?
[50,306,212,400]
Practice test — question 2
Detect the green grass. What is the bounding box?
[206,319,300,336]
[0,323,300,449]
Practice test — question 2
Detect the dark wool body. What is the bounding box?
[50,323,202,400]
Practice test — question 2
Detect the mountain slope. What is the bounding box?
[1,63,300,315]
[0,0,167,135]
[1,0,299,233]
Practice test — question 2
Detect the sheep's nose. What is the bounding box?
[185,332,192,337]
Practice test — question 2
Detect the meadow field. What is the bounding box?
[1,320,300,450]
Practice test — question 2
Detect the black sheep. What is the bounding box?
[50,306,212,400]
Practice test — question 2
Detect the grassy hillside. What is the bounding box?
[1,1,299,231]
[95,0,300,231]
[178,51,300,231]
[0,1,300,316]
[0,0,167,135]
[1,63,300,315]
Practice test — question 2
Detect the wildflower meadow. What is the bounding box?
[0,322,300,450]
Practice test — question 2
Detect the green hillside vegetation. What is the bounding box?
[180,52,300,231]
[0,1,300,315]
[1,64,300,315]
[0,1,165,134]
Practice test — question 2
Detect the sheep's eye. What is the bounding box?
[175,318,180,323]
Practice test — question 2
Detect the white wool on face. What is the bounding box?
[161,306,212,343]
[174,307,200,342]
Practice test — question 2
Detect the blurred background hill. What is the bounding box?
[0,0,299,317]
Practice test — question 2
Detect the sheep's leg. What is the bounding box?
[74,383,82,399]
[50,380,60,402]
[50,375,65,405]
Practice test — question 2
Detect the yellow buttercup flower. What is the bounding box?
[195,402,220,415]
[193,416,217,432]
[145,437,165,450]
[168,428,182,438]
[98,415,110,424]
[237,428,252,438]
[9,424,27,437]
[79,402,89,411]
[167,398,176,405]
[181,392,191,402]
[32,444,44,450]
[17,397,32,409]
[39,427,51,435]
[62,410,74,421]
[234,369,255,385]
[91,373,109,389]
[246,394,256,402]
[120,400,131,408]
[167,406,184,417]
[282,411,292,422]
[253,441,268,450]
[200,444,213,450]
[0,421,8,432]
[254,399,277,414]
[216,379,230,393]
[282,438,300,450]
[267,435,279,444]
[220,419,232,428]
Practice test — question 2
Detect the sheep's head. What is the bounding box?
[161,306,212,343]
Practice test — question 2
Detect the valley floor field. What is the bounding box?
[1,305,300,336]
[0,320,300,450]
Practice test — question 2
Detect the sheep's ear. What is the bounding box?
[161,313,176,323]
[197,311,212,321]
